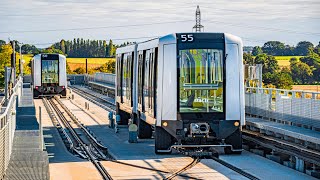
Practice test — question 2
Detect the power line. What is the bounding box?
[0,5,196,17]
[31,35,160,46]
[0,20,193,34]
[204,20,320,36]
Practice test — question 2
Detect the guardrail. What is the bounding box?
[0,77,22,178]
[245,87,320,130]
[85,73,115,85]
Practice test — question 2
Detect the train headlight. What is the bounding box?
[234,121,240,127]
[162,122,168,127]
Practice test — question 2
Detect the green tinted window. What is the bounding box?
[179,49,223,113]
[42,60,59,84]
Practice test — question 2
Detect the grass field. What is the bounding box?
[274,56,304,67]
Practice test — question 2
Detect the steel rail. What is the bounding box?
[47,98,113,180]
[70,87,115,112]
[42,98,75,151]
[164,157,201,180]
[243,129,320,166]
[211,156,260,180]
[54,97,109,151]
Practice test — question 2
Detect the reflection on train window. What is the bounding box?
[42,60,59,84]
[179,49,224,113]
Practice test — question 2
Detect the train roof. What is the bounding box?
[116,32,242,53]
[32,53,66,61]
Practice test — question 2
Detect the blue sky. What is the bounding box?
[0,0,319,47]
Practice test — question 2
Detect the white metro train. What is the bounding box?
[116,33,245,154]
[31,54,67,98]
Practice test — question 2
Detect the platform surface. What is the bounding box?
[246,117,320,144]
[5,96,49,180]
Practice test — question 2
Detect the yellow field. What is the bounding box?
[275,56,304,67]
[68,63,102,71]
[292,85,320,92]
[67,58,115,64]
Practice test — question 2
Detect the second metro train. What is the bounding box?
[31,53,67,98]
[116,33,245,154]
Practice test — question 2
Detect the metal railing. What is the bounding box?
[85,73,115,85]
[0,77,22,178]
[245,87,320,129]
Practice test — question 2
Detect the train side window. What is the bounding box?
[144,50,150,113]
[130,52,134,107]
[122,53,126,103]
[153,47,158,118]
[138,51,144,111]
[116,54,123,102]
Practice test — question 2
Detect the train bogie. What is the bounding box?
[116,33,245,154]
[31,54,67,98]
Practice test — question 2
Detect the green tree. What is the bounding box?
[262,41,285,55]
[0,44,13,87]
[243,52,254,65]
[295,41,314,56]
[252,46,263,56]
[290,61,313,84]
[254,54,279,84]
[21,44,39,54]
[314,41,320,56]
[60,39,66,54]
[41,47,65,54]
[107,40,114,57]
[273,67,293,89]
[284,45,294,56]
[73,67,86,74]
[0,40,5,46]
[95,60,116,73]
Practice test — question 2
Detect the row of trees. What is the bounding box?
[248,41,320,56]
[51,38,116,58]
[244,47,320,89]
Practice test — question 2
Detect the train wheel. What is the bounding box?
[155,126,172,154]
[33,89,39,98]
[137,118,152,139]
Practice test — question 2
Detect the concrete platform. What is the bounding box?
[5,88,49,180]
[246,117,320,145]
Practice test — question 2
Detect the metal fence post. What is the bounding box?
[39,106,43,150]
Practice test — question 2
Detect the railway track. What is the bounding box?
[243,129,320,166]
[70,86,115,112]
[43,97,113,180]
[70,87,262,180]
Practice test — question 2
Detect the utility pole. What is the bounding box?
[193,5,204,32]
[19,43,23,77]
[10,40,16,86]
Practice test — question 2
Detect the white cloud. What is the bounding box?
[0,0,319,47]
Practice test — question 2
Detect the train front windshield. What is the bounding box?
[42,60,59,84]
[179,49,224,113]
